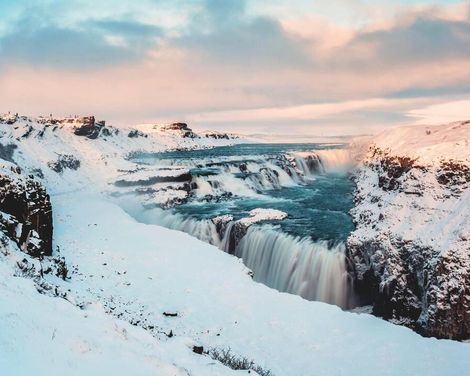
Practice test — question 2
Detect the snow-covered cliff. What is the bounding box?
[348,121,470,339]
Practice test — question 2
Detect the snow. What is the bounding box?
[46,193,470,375]
[0,115,469,375]
[239,208,288,226]
[371,121,470,164]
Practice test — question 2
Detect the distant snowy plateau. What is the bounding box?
[0,113,468,375]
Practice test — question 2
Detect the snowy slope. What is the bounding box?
[371,121,470,164]
[50,193,470,375]
[0,114,469,375]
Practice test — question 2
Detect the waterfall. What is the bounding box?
[191,161,302,198]
[128,204,352,309]
[314,149,354,173]
[234,226,352,309]
[131,206,222,245]
[294,155,323,178]
[293,148,354,176]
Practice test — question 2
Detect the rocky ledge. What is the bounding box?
[347,124,470,340]
[0,167,53,258]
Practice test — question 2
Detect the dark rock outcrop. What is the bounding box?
[128,129,147,138]
[0,172,53,257]
[0,113,18,125]
[160,123,197,138]
[204,132,232,140]
[48,154,81,173]
[62,116,105,139]
[223,222,249,254]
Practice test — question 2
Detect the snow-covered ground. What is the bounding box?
[0,115,469,375]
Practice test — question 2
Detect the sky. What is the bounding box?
[0,0,470,138]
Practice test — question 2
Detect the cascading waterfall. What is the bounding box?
[294,155,323,178]
[131,205,352,309]
[123,145,356,310]
[191,160,303,197]
[128,206,222,245]
[311,149,353,173]
[293,148,354,176]
[234,226,352,309]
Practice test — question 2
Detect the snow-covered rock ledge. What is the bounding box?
[347,121,470,340]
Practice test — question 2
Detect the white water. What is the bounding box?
[235,226,351,308]
[192,160,303,198]
[294,156,322,178]
[124,204,222,245]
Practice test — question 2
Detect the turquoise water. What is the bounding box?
[137,143,354,243]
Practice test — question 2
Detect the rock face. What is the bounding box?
[62,116,105,139]
[0,170,53,257]
[159,123,197,138]
[347,143,470,340]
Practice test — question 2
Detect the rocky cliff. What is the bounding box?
[347,121,470,340]
[0,165,53,258]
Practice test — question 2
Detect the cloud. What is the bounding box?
[408,98,470,124]
[175,0,312,68]
[0,26,137,69]
[0,9,162,69]
[345,16,470,66]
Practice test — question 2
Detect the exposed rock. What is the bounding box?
[192,346,204,355]
[48,154,81,173]
[300,155,324,174]
[127,129,147,138]
[0,113,18,125]
[0,172,53,257]
[216,209,288,254]
[212,215,234,239]
[436,160,470,193]
[62,116,104,139]
[159,123,197,138]
[223,221,249,255]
